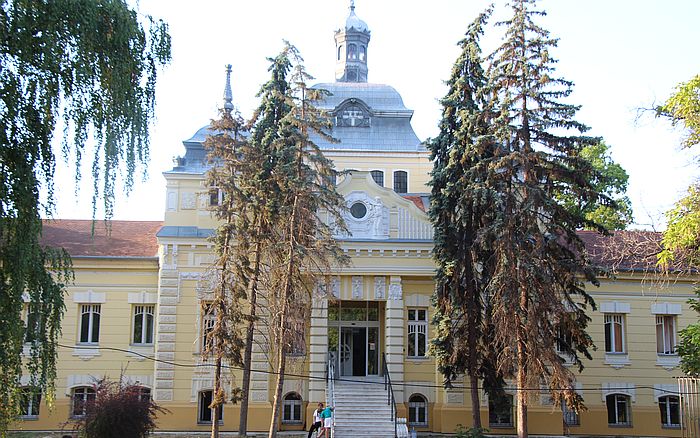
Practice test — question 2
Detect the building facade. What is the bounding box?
[12,5,694,437]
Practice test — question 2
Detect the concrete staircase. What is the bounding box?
[331,378,397,438]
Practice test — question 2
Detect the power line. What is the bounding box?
[60,343,690,395]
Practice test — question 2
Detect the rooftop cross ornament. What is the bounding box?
[350,0,355,12]
[223,64,233,115]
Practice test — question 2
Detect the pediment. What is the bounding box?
[332,171,432,240]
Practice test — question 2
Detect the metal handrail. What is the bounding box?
[382,353,398,438]
[327,353,336,437]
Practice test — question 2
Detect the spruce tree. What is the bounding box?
[485,1,604,436]
[428,8,504,431]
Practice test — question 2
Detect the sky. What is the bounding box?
[52,0,700,229]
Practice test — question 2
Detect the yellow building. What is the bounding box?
[11,4,694,437]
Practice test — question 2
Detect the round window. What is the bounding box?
[350,202,367,219]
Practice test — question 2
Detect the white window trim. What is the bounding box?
[197,389,223,424]
[407,308,428,358]
[282,393,303,424]
[132,305,155,345]
[73,290,106,304]
[78,304,101,345]
[392,169,410,193]
[658,394,681,428]
[369,169,386,187]
[408,393,429,426]
[600,301,631,314]
[656,314,677,356]
[127,292,157,304]
[601,382,636,402]
[651,302,682,315]
[606,393,632,426]
[19,387,41,419]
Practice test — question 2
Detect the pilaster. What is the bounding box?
[385,276,405,403]
[309,295,329,403]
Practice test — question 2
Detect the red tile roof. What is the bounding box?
[402,195,426,212]
[578,229,664,272]
[42,219,162,257]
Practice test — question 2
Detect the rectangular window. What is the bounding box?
[489,394,513,427]
[408,309,427,358]
[656,315,677,355]
[198,390,223,424]
[562,401,579,426]
[24,305,40,344]
[604,314,625,353]
[659,395,680,428]
[71,386,96,417]
[19,387,41,417]
[133,305,155,345]
[393,171,408,194]
[208,188,221,207]
[201,303,216,353]
[79,305,101,344]
[370,170,384,187]
[606,393,631,426]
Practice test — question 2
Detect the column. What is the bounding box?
[385,276,405,403]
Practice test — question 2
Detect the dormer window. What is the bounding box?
[336,100,370,128]
[347,44,357,60]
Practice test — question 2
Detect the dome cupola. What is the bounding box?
[335,0,370,83]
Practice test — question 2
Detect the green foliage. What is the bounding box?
[428,8,505,428]
[455,425,488,438]
[657,74,700,149]
[0,0,170,433]
[483,0,603,423]
[556,142,633,230]
[659,184,700,269]
[72,379,167,438]
[678,289,700,376]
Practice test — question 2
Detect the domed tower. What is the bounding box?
[335,0,370,82]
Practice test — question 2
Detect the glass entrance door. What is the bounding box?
[329,301,381,377]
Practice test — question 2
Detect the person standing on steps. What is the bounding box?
[320,405,334,438]
[308,402,324,438]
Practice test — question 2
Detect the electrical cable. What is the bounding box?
[59,343,689,395]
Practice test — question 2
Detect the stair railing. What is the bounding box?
[382,353,398,438]
[327,352,336,437]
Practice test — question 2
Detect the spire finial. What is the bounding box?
[223,64,233,114]
[350,0,355,12]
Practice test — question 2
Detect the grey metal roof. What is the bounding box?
[311,82,426,152]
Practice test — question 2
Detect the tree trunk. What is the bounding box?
[239,239,262,436]
[211,354,222,438]
[467,282,482,429]
[469,373,481,429]
[269,197,299,438]
[516,285,528,438]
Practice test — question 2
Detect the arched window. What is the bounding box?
[370,170,384,187]
[337,45,343,61]
[408,394,427,426]
[198,390,223,424]
[282,392,302,424]
[133,386,151,403]
[488,394,513,427]
[659,395,680,428]
[606,393,631,426]
[71,386,96,417]
[393,171,408,194]
[360,45,367,62]
[347,44,357,60]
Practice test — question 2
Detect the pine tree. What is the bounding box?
[261,43,348,438]
[428,7,505,431]
[485,1,604,436]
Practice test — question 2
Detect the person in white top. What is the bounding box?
[308,402,324,438]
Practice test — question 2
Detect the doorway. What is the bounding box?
[328,301,381,377]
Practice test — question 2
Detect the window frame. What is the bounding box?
[79,304,101,344]
[24,304,40,344]
[197,390,223,424]
[370,170,384,187]
[200,303,216,354]
[282,392,303,424]
[19,387,41,418]
[606,393,631,426]
[604,313,625,354]
[407,308,428,358]
[561,401,579,426]
[71,386,96,418]
[656,315,677,356]
[659,395,681,428]
[393,170,408,194]
[132,305,155,345]
[408,394,428,426]
[488,394,514,428]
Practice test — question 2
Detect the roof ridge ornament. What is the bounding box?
[350,0,355,12]
[223,64,233,115]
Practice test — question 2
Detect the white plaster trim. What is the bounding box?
[128,292,158,304]
[601,382,636,402]
[651,302,682,315]
[374,276,386,299]
[653,384,678,401]
[656,354,681,370]
[600,301,631,314]
[122,375,154,388]
[404,382,436,404]
[389,276,403,300]
[72,347,101,360]
[66,375,100,395]
[127,345,155,361]
[405,293,430,308]
[352,276,364,299]
[604,353,630,369]
[73,290,106,304]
